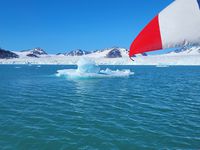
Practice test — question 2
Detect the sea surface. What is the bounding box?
[0,65,200,150]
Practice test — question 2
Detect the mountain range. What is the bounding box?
[0,46,200,65]
[0,47,144,59]
[1,46,200,59]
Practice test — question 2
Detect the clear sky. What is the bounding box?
[0,0,174,54]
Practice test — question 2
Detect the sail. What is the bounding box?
[129,0,200,57]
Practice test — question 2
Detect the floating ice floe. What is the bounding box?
[56,58,134,79]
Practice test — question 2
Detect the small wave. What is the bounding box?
[15,66,21,69]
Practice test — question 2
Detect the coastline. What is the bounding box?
[1,54,200,66]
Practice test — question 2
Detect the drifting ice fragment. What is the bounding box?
[56,58,134,79]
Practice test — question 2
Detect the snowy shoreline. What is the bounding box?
[0,54,200,66]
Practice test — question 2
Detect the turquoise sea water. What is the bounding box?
[0,65,200,150]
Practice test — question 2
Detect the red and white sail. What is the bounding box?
[129,0,200,57]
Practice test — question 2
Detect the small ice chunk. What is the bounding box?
[77,58,100,74]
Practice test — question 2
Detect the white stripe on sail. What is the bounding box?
[159,0,200,49]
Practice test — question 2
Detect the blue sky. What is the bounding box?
[0,0,174,53]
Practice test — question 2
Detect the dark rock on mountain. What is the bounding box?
[173,46,189,53]
[56,53,64,55]
[26,54,39,58]
[66,49,90,56]
[106,48,122,58]
[167,46,200,54]
[176,46,200,53]
[130,53,147,57]
[0,48,19,59]
[21,48,47,57]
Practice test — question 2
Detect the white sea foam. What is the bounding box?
[15,66,21,69]
[56,58,134,78]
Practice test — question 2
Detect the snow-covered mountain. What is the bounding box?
[0,48,19,59]
[11,47,148,58]
[166,46,200,56]
[57,49,91,56]
[87,47,129,58]
[106,48,122,58]
[55,47,136,58]
[88,47,147,58]
[14,48,48,58]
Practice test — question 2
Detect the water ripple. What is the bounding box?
[0,65,200,149]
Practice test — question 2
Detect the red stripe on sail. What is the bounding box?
[129,15,163,57]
